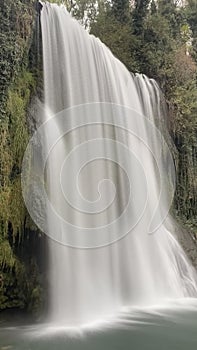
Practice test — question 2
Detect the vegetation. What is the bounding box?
[0,0,196,313]
[0,0,43,315]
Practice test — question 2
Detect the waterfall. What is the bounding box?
[35,2,197,326]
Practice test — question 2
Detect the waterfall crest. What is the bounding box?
[39,2,197,326]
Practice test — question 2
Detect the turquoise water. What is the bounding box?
[1,301,197,350]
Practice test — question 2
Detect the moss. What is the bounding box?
[0,69,43,313]
[0,71,35,239]
[0,0,44,314]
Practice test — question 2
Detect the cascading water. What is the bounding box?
[36,2,197,326]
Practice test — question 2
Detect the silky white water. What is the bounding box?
[39,2,197,326]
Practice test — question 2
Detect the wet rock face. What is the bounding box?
[170,217,197,269]
[180,228,197,269]
[37,1,43,12]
